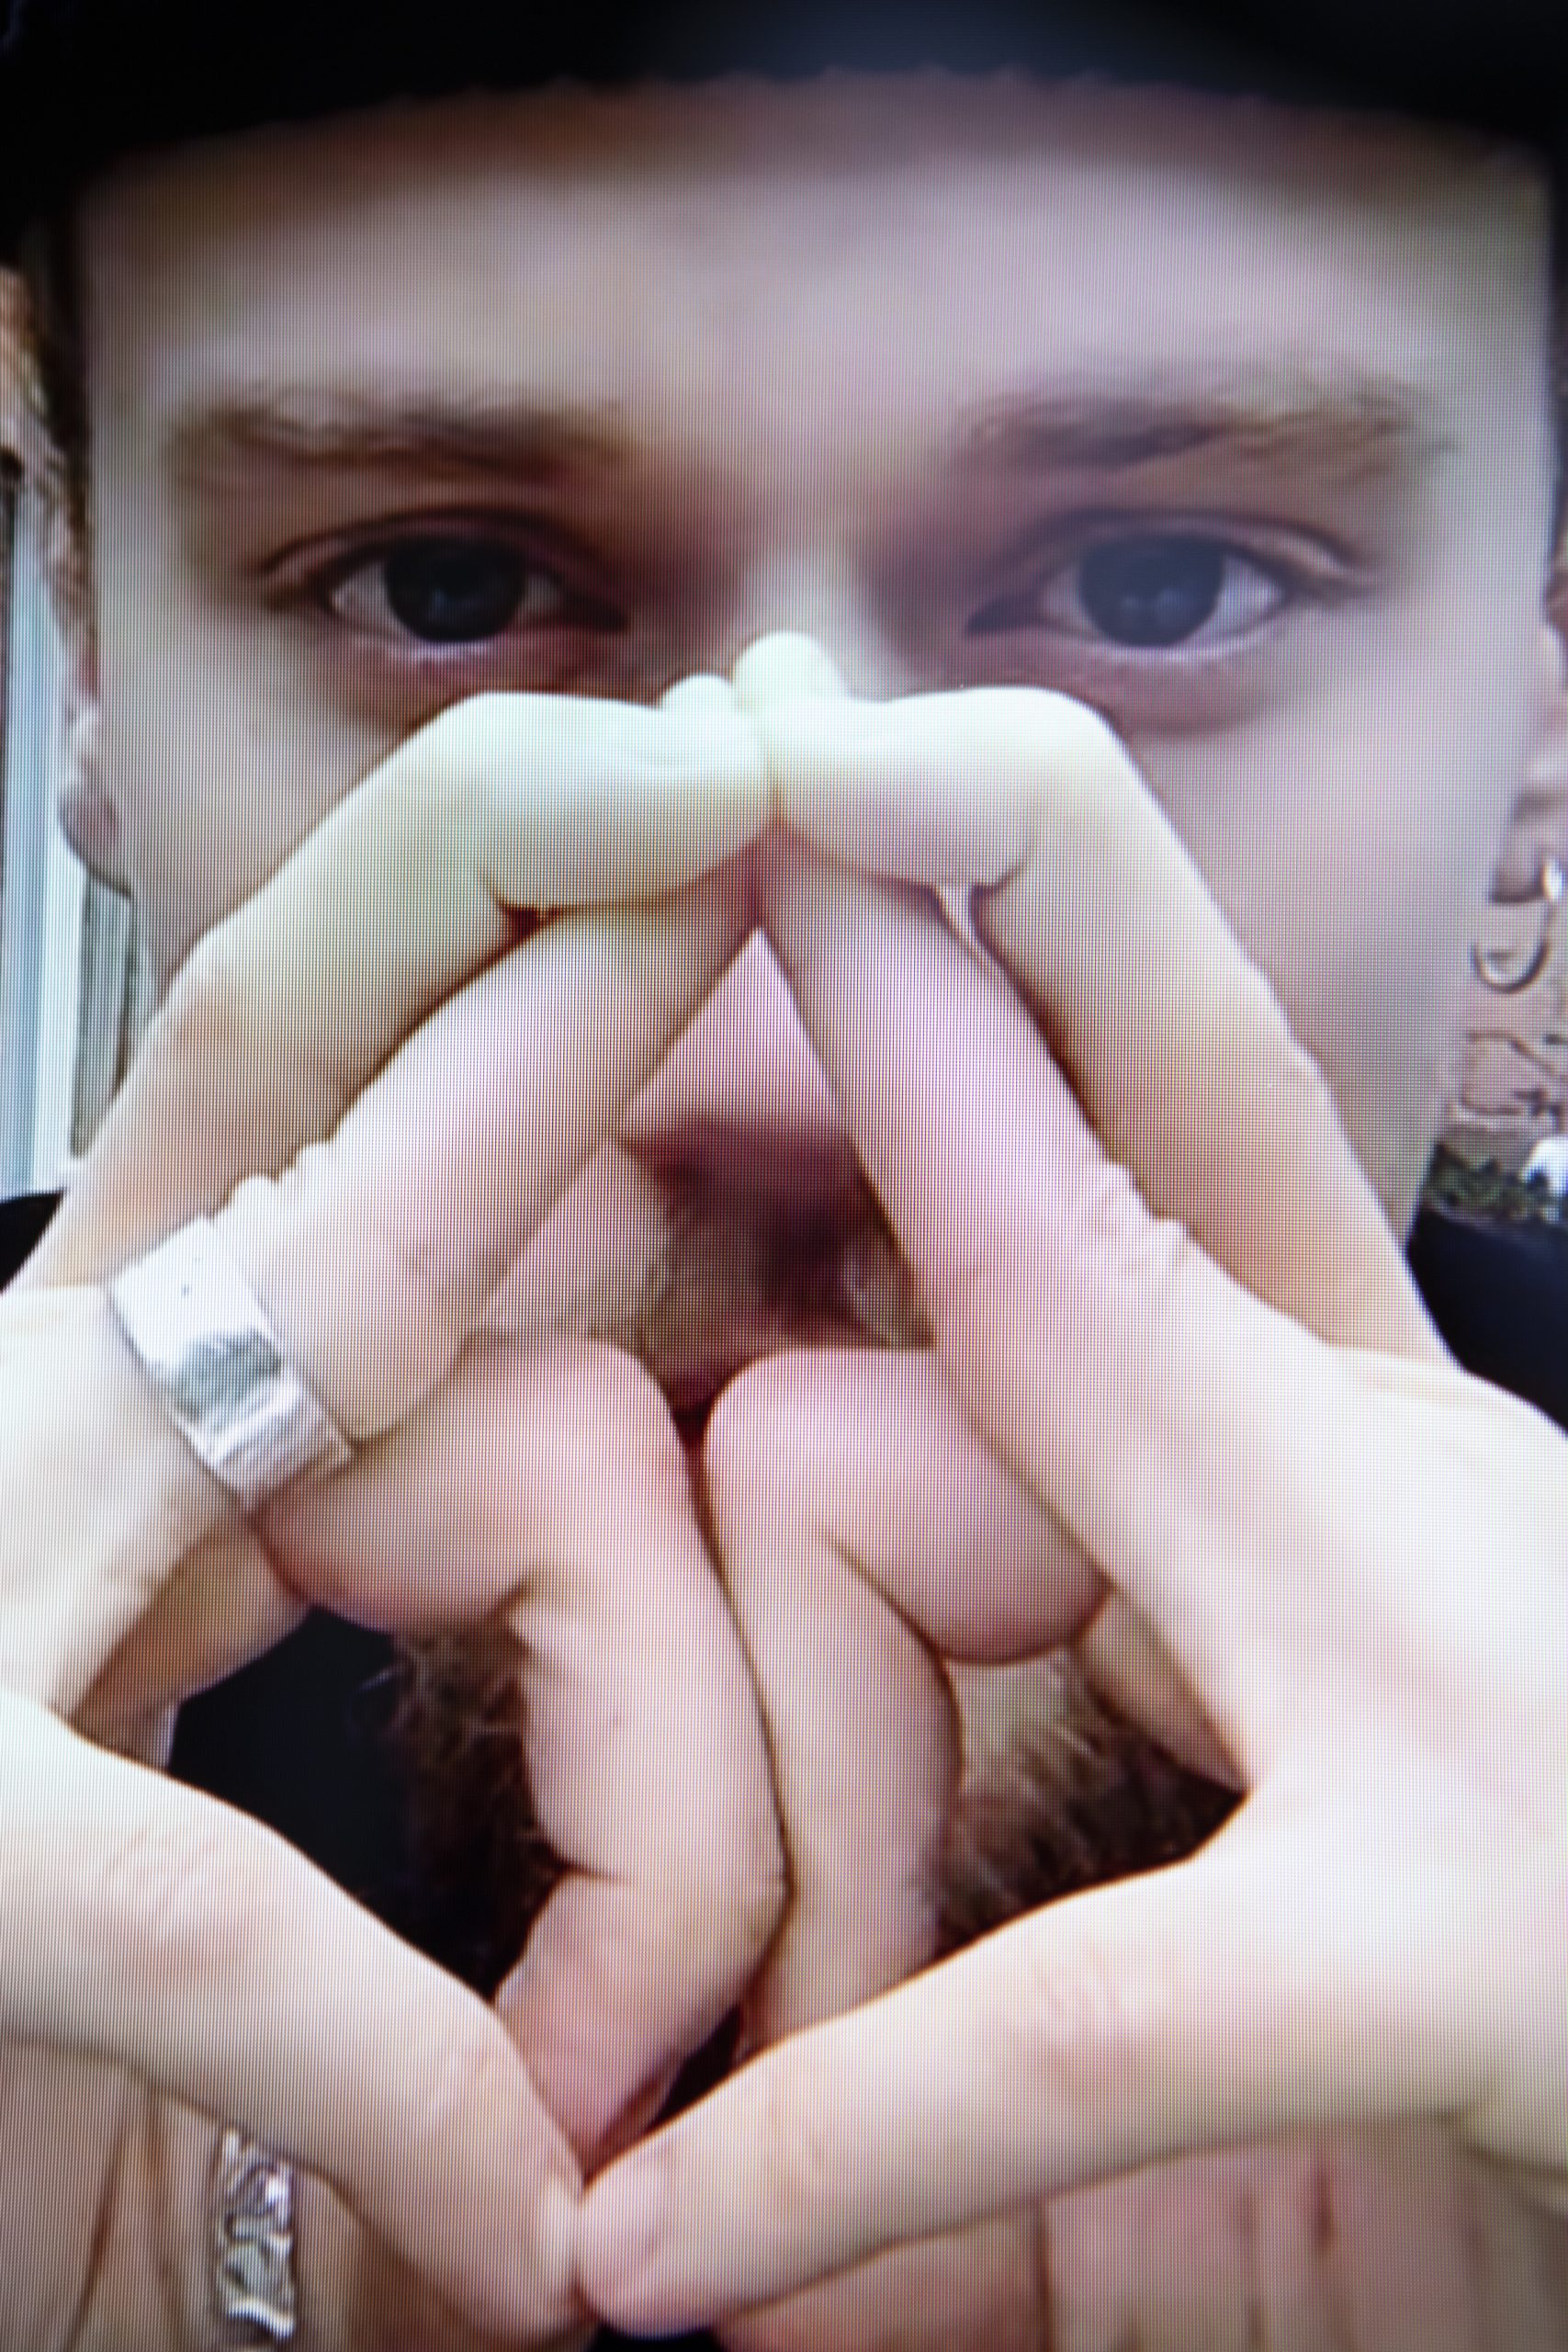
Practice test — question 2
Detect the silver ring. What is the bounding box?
[209,2129,298,2346]
[108,1217,353,1515]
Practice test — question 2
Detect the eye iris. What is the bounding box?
[1077,536,1228,648]
[382,537,536,644]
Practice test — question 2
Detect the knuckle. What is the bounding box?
[85,1803,255,1985]
[734,1858,790,1968]
[1266,1026,1341,1134]
[704,1351,842,1513]
[418,688,517,781]
[618,1852,787,1996]
[520,1339,690,1521]
[412,2009,525,2150]
[752,2047,847,2233]
[1005,1908,1172,2099]
[685,1842,789,1973]
[378,694,509,872]
[983,1155,1188,1317]
[152,920,251,1065]
[548,1336,668,1431]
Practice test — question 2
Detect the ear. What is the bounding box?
[39,487,129,892]
[1488,608,1568,903]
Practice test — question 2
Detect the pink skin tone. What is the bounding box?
[13,67,1568,2349]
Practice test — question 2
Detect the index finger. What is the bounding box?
[744,649,1436,1361]
[26,686,767,1286]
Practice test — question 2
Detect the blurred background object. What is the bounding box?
[0,478,151,1195]
[1446,918,1568,1170]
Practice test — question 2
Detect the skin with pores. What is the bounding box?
[3,65,1568,2351]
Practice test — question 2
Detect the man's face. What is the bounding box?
[73,74,1559,1407]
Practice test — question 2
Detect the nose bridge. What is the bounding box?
[730,540,919,704]
[620,926,847,1152]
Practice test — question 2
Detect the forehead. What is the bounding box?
[79,74,1551,470]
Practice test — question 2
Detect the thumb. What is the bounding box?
[578,1821,1448,2335]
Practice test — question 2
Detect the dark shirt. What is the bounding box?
[6,1187,1568,2351]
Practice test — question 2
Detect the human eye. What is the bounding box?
[968,526,1318,654]
[313,526,621,649]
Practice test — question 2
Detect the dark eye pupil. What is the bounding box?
[1077,536,1227,647]
[382,538,534,644]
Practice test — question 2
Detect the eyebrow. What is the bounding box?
[165,368,1453,503]
[165,390,636,492]
[953,374,1454,486]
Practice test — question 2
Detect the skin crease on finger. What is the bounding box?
[20,63,1568,2349]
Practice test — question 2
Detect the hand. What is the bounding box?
[0,681,774,2346]
[578,662,1568,2341]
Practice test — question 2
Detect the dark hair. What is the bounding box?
[3,0,1566,252]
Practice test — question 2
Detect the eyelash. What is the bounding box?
[281,522,621,660]
[283,516,1348,677]
[974,522,1349,649]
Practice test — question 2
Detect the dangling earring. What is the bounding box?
[1471,853,1566,995]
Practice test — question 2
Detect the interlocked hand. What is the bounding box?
[576,645,1568,2349]
[0,683,779,2347]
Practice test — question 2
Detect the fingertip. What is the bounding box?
[533,2169,590,2323]
[757,694,1033,891]
[733,631,852,712]
[479,691,769,907]
[661,672,740,717]
[577,2140,682,2333]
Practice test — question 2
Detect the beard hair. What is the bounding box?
[623,1125,933,1392]
[935,1653,1239,1952]
[381,1628,1239,2001]
[389,1161,1237,1994]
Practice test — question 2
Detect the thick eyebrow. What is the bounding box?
[164,389,635,492]
[164,371,1454,511]
[953,375,1455,487]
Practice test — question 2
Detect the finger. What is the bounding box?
[662,671,742,718]
[751,850,1363,1736]
[578,1829,1453,2334]
[27,688,767,1285]
[25,871,754,1713]
[0,1691,583,2343]
[753,673,1436,1360]
[739,642,1240,1770]
[265,1336,784,2170]
[1076,1590,1243,1789]
[704,1346,1098,2044]
[714,2214,1047,2352]
[734,634,852,712]
[214,866,753,1442]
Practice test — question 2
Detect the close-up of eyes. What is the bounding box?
[969,529,1298,651]
[310,522,1316,674]
[320,528,624,648]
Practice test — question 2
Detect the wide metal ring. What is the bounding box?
[108,1216,353,1515]
[209,2129,298,2346]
